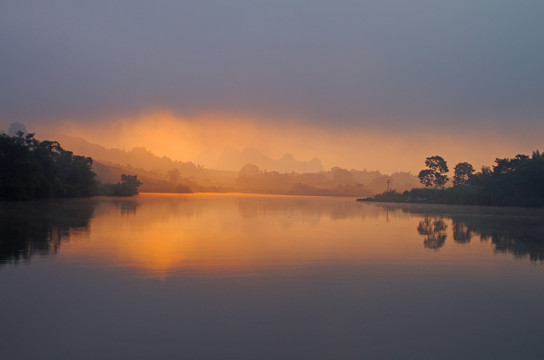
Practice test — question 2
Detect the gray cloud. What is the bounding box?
[1,0,543,128]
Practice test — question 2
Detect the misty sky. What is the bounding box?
[1,1,543,172]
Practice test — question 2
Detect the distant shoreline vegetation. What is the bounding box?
[0,132,141,200]
[98,174,143,197]
[361,151,544,208]
[4,132,542,206]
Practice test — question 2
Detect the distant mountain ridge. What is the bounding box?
[52,133,324,174]
[33,132,420,196]
[49,134,200,175]
[213,147,324,173]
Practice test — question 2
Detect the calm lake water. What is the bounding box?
[1,193,544,359]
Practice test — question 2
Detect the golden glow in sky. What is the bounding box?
[42,109,543,174]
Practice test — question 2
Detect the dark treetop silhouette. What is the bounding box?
[0,132,143,200]
[0,132,96,200]
[364,150,544,208]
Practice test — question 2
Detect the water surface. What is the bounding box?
[1,194,544,359]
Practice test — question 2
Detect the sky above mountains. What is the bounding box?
[1,1,543,173]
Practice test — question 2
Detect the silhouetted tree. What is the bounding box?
[466,150,544,206]
[0,132,96,200]
[370,149,544,207]
[453,162,474,186]
[493,154,531,175]
[418,155,449,188]
[111,174,142,196]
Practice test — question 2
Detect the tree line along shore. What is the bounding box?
[0,132,141,200]
[3,131,543,207]
[362,152,544,208]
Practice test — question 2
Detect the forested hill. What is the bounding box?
[53,133,202,175]
[1,131,421,199]
[0,133,96,200]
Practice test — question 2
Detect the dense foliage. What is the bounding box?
[418,155,449,188]
[101,174,143,196]
[453,162,475,186]
[469,151,544,207]
[0,133,97,200]
[365,150,544,207]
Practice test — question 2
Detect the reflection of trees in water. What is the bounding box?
[452,220,472,243]
[417,217,447,250]
[236,197,387,224]
[447,216,544,261]
[475,220,544,261]
[380,204,544,261]
[417,217,473,250]
[113,199,138,215]
[0,199,95,265]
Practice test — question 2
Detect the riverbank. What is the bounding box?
[359,186,544,208]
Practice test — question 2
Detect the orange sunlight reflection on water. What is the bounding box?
[61,194,495,279]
